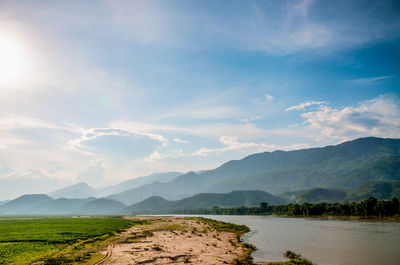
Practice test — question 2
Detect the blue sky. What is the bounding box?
[0,0,399,199]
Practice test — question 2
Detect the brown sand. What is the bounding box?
[103,216,249,265]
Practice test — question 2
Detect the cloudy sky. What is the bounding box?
[0,0,399,199]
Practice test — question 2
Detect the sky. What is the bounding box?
[0,0,399,200]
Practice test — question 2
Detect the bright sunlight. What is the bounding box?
[0,33,30,87]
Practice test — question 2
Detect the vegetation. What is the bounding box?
[346,181,400,201]
[122,190,285,215]
[0,217,140,265]
[265,250,313,265]
[280,181,400,203]
[272,197,400,217]
[188,217,250,234]
[174,197,400,217]
[108,137,400,205]
[280,188,347,203]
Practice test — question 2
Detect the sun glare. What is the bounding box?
[0,34,30,88]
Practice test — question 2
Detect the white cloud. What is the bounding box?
[0,113,79,132]
[173,138,189,144]
[300,94,400,141]
[286,101,327,111]
[66,127,169,156]
[348,75,393,86]
[265,94,274,101]
[111,119,265,140]
[241,116,262,123]
[192,136,311,157]
[145,149,184,162]
[0,169,70,200]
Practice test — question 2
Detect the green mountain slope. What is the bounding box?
[75,198,126,215]
[280,188,347,203]
[122,190,286,214]
[346,181,400,201]
[109,137,400,204]
[280,181,400,203]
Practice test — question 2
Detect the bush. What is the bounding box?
[43,256,73,265]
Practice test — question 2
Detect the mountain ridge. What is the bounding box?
[109,137,400,204]
[121,190,286,215]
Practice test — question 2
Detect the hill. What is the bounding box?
[280,188,347,203]
[108,171,201,204]
[280,181,400,203]
[99,172,182,196]
[109,137,400,204]
[40,198,95,215]
[346,181,400,201]
[75,198,126,215]
[121,190,286,214]
[48,182,98,199]
[0,194,54,215]
[0,195,125,216]
[121,196,171,215]
[47,172,183,201]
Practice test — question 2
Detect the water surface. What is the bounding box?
[200,215,400,265]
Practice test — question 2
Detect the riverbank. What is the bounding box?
[104,216,254,264]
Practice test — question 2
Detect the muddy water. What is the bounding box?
[202,215,400,265]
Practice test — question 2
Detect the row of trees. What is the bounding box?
[173,197,400,217]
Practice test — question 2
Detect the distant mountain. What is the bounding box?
[108,171,202,205]
[40,198,95,215]
[75,198,126,215]
[109,137,400,204]
[280,181,400,203]
[0,194,54,215]
[121,196,170,215]
[0,194,125,216]
[121,190,286,215]
[346,181,400,201]
[280,188,347,203]
[99,172,182,196]
[48,182,98,199]
[46,172,183,200]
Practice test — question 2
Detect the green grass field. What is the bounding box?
[0,217,140,265]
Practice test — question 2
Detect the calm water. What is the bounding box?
[197,215,400,265]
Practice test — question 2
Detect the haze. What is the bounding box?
[0,0,400,200]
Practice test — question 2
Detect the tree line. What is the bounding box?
[172,197,400,217]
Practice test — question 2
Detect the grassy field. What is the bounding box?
[0,217,142,265]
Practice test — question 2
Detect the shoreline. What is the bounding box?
[155,213,400,221]
[103,216,255,264]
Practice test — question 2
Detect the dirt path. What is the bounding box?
[93,240,116,265]
[100,217,251,265]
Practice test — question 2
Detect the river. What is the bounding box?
[197,215,400,265]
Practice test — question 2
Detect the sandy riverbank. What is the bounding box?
[102,216,253,265]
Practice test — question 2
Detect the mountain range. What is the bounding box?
[1,181,399,215]
[122,190,286,215]
[0,195,126,215]
[108,137,400,205]
[47,172,182,199]
[0,137,399,215]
